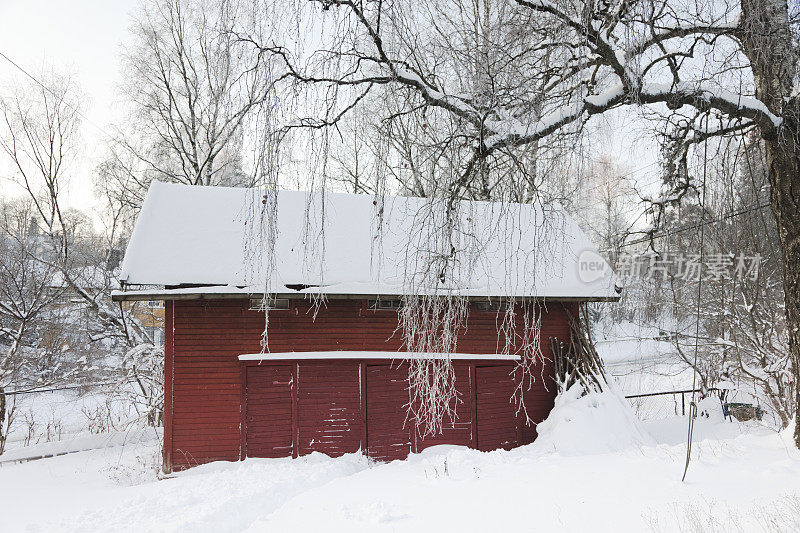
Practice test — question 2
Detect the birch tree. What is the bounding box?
[241,0,800,444]
[0,73,167,429]
[577,155,637,265]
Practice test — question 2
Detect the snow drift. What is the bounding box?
[533,382,655,455]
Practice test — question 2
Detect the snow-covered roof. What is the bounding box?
[118,181,619,300]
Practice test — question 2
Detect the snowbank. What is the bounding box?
[0,428,161,464]
[533,382,655,455]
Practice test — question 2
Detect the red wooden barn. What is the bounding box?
[113,182,618,471]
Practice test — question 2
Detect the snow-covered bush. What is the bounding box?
[534,382,655,455]
[121,343,164,428]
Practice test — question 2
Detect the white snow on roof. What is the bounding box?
[119,181,618,299]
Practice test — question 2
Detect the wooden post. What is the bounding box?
[292,363,299,458]
[162,300,174,474]
[470,362,477,450]
[360,361,368,455]
[239,364,248,461]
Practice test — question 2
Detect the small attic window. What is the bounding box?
[475,300,510,313]
[249,298,290,311]
[368,299,403,310]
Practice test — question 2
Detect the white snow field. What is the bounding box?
[2,385,799,532]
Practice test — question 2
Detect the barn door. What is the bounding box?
[297,362,362,456]
[365,364,412,461]
[245,365,294,458]
[475,365,519,452]
[414,362,473,452]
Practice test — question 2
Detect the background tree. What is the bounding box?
[0,71,166,447]
[0,74,141,345]
[575,155,637,265]
[115,0,269,197]
[0,200,65,453]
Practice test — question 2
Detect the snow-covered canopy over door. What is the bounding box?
[119,181,618,299]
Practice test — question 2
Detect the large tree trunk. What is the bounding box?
[764,132,800,446]
[740,0,800,445]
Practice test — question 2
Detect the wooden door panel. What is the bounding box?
[414,362,473,452]
[297,362,362,456]
[476,365,519,452]
[245,365,293,458]
[365,364,412,461]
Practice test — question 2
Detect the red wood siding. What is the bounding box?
[170,300,249,468]
[165,298,575,470]
[519,305,566,444]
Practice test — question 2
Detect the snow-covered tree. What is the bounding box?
[0,72,165,443]
[0,201,66,453]
[240,0,800,445]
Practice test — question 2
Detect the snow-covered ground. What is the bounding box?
[2,384,799,532]
[594,320,779,428]
[0,321,789,531]
[596,320,695,392]
[2,388,141,453]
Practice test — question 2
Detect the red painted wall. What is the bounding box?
[164,298,575,470]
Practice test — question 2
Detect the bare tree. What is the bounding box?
[116,0,269,194]
[0,200,64,453]
[577,155,638,265]
[328,103,380,194]
[0,73,169,434]
[666,139,789,424]
[0,75,143,346]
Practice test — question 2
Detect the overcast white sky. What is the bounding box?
[0,0,660,217]
[0,0,138,212]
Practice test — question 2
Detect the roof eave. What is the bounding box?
[111,288,621,303]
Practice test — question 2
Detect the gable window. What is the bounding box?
[249,297,290,311]
[368,299,403,310]
[475,300,511,313]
